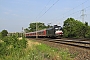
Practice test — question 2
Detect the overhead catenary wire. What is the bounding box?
[60,5,90,20]
[37,0,59,20]
[72,5,90,21]
[51,0,89,18]
[59,1,90,24]
[34,0,51,21]
[53,0,89,21]
[34,0,89,26]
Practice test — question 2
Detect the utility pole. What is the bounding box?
[22,27,23,37]
[47,23,51,28]
[36,22,38,38]
[81,9,85,23]
[81,4,86,23]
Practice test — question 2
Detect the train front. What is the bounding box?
[54,25,63,37]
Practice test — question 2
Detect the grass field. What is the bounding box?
[19,39,74,60]
[0,39,75,60]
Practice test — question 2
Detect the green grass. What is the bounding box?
[20,40,75,60]
[0,39,77,60]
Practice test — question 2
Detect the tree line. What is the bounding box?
[24,22,52,32]
[24,18,90,38]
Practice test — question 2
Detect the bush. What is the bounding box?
[0,35,27,59]
[0,42,7,57]
[1,30,8,38]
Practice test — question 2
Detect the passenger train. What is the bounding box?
[25,25,63,38]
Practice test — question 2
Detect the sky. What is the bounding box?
[0,0,90,32]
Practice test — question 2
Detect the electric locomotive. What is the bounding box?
[46,25,63,38]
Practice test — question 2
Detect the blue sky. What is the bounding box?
[0,0,90,32]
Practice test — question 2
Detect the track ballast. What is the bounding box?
[29,38,90,49]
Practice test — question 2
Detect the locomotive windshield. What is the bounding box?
[55,28,59,31]
[55,26,62,31]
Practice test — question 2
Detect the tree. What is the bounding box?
[63,18,87,38]
[0,32,2,39]
[24,22,47,32]
[63,18,77,38]
[84,22,90,38]
[1,30,8,38]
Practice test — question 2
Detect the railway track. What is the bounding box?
[30,38,90,49]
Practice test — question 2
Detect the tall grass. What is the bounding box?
[19,40,75,60]
[0,37,76,60]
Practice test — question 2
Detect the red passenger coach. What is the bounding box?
[37,30,46,37]
[25,29,47,38]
